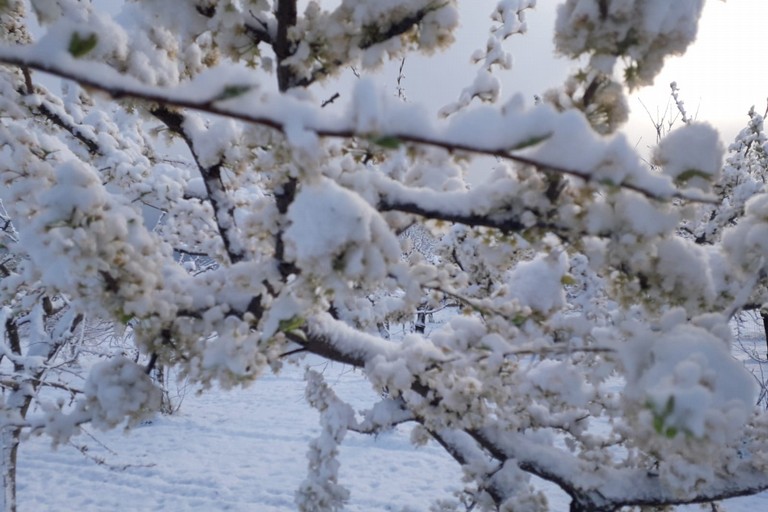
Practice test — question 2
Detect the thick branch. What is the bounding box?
[380,196,557,234]
[17,70,101,155]
[273,180,299,279]
[359,6,434,49]
[150,106,245,264]
[427,428,507,507]
[0,50,699,203]
[34,101,100,154]
[284,315,768,511]
[275,0,298,92]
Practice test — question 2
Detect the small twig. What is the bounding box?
[145,352,158,375]
[173,248,211,258]
[321,92,340,108]
[670,81,691,125]
[68,440,156,471]
[279,347,307,359]
[503,346,615,358]
[396,57,407,101]
[80,427,118,456]
[21,66,33,94]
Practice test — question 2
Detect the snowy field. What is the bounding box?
[18,356,470,512]
[13,314,768,511]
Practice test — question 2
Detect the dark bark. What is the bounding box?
[762,311,768,358]
[274,0,297,92]
[150,106,244,265]
[1,312,83,512]
[1,426,20,512]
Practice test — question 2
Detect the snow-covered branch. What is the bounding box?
[2,1,767,511]
[0,45,706,203]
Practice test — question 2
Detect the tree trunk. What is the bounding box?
[154,364,173,414]
[0,426,20,512]
[415,310,426,333]
[761,312,768,359]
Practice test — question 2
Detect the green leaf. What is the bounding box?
[652,414,664,434]
[278,316,304,333]
[648,396,676,435]
[623,63,640,87]
[68,32,98,58]
[509,133,552,151]
[598,178,618,187]
[512,314,527,327]
[117,311,133,325]
[214,84,253,101]
[675,169,711,185]
[371,135,402,149]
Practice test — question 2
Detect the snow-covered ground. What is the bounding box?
[17,356,470,511]
[13,315,768,511]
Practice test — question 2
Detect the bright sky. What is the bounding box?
[57,1,768,154]
[391,1,768,154]
[627,0,768,148]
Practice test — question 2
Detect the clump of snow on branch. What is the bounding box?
[285,178,401,283]
[555,0,705,87]
[620,309,755,444]
[654,122,724,192]
[440,0,534,117]
[296,369,355,512]
[82,357,163,430]
[503,252,567,314]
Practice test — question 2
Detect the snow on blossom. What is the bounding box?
[14,157,182,323]
[351,78,383,134]
[284,178,401,282]
[528,360,592,408]
[555,0,705,86]
[654,237,715,307]
[654,122,724,191]
[296,369,355,512]
[82,357,162,430]
[504,252,567,314]
[622,315,755,440]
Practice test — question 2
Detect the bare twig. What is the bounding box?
[321,92,340,108]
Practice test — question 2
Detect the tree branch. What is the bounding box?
[150,106,245,264]
[379,195,557,234]
[281,314,768,511]
[275,0,298,92]
[359,5,436,49]
[0,49,703,203]
[16,68,101,155]
[244,19,274,46]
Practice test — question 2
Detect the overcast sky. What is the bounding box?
[369,1,768,154]
[627,0,768,146]
[76,1,768,153]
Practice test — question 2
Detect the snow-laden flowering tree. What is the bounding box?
[679,106,768,356]
[2,0,768,511]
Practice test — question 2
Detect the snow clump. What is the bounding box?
[83,357,163,430]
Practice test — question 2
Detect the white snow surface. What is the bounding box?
[11,352,768,512]
[18,358,466,511]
